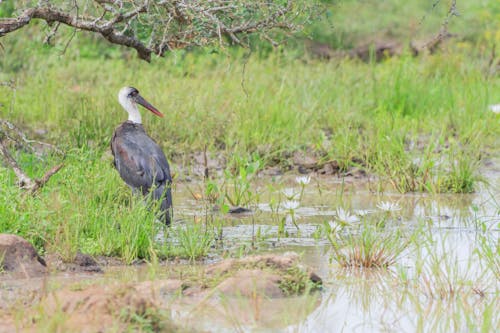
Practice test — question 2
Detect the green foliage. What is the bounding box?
[1,44,498,261]
[328,220,410,268]
[279,265,321,296]
[0,1,16,17]
[0,148,163,263]
[167,223,214,261]
[477,234,500,278]
[306,0,500,51]
[223,154,261,207]
[11,49,498,194]
[119,307,164,333]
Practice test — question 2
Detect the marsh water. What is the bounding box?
[1,166,499,332]
[170,169,499,332]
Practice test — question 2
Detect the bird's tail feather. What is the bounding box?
[153,183,173,225]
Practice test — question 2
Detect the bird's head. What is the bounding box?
[118,87,164,122]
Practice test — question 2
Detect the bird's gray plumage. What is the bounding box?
[111,87,172,224]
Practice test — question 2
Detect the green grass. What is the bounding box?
[168,223,214,261]
[1,48,499,261]
[0,1,499,263]
[328,220,411,268]
[2,51,497,185]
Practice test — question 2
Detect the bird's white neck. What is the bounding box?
[118,93,142,124]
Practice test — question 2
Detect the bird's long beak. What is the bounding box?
[135,94,164,118]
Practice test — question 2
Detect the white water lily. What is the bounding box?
[295,175,311,185]
[355,209,374,217]
[376,201,402,212]
[335,207,359,224]
[282,188,299,199]
[282,200,300,210]
[328,220,345,234]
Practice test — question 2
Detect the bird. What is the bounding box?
[111,86,173,225]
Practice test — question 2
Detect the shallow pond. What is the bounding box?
[168,172,499,332]
[1,168,499,332]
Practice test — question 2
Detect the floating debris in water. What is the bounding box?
[228,206,252,214]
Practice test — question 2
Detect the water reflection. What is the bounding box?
[173,175,499,332]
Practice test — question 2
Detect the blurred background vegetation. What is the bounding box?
[1,1,499,69]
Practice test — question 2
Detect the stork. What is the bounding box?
[111,87,173,225]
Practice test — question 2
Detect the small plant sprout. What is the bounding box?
[335,207,359,225]
[223,157,260,208]
[174,223,214,261]
[376,201,402,212]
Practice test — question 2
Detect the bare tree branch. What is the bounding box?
[0,1,317,61]
[0,117,64,195]
[0,139,35,189]
[0,137,64,194]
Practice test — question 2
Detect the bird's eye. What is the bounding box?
[128,90,138,98]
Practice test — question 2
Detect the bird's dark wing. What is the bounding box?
[111,123,171,194]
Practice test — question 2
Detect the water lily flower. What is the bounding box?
[376,201,402,212]
[335,207,359,224]
[327,220,345,234]
[355,209,374,217]
[295,175,311,185]
[282,188,299,200]
[283,200,300,210]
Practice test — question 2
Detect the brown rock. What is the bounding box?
[0,234,46,278]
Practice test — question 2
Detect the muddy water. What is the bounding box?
[1,169,499,332]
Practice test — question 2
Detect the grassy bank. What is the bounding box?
[1,49,498,260]
[2,49,499,184]
[0,0,499,262]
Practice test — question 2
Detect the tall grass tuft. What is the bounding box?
[166,223,214,261]
[328,222,409,268]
